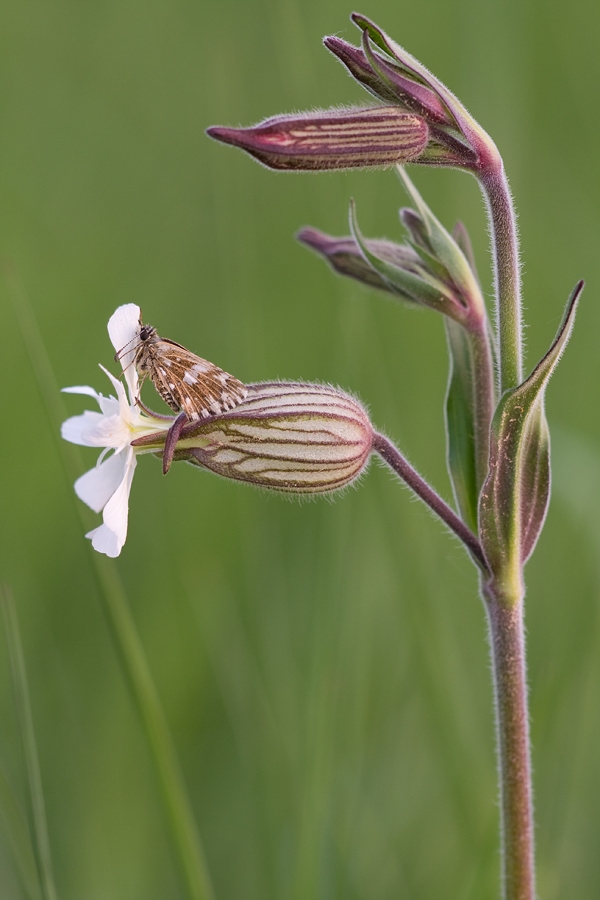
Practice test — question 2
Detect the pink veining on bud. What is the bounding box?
[133,382,374,493]
[207,107,428,171]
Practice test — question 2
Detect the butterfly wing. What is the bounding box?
[147,339,247,419]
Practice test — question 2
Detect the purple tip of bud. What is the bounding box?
[323,36,403,106]
[298,226,392,290]
[207,107,429,171]
[297,226,425,296]
[324,34,452,127]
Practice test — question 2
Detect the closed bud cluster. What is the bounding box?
[133,382,374,494]
[207,107,428,172]
[299,169,485,324]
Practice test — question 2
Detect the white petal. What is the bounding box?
[100,451,136,550]
[81,413,131,449]
[61,410,107,445]
[86,524,122,558]
[107,304,141,355]
[63,385,103,400]
[99,364,134,422]
[107,305,141,402]
[74,451,127,513]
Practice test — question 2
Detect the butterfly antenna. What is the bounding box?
[114,332,141,364]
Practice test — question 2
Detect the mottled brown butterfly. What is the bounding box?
[117,316,247,473]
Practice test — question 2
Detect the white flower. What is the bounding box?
[61,304,170,557]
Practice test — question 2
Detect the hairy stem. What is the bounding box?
[479,164,523,392]
[483,582,535,900]
[372,432,489,572]
[466,314,496,490]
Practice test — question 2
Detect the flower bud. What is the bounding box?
[324,13,498,172]
[132,383,374,494]
[297,226,423,297]
[324,35,452,126]
[207,107,428,171]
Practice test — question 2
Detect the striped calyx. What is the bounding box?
[133,382,374,493]
[206,107,428,171]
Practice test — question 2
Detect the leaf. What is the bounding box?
[445,319,479,533]
[349,200,455,314]
[478,282,583,589]
[396,168,482,309]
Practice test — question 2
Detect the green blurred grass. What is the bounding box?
[0,0,599,897]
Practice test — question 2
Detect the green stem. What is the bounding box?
[466,313,496,491]
[1,586,58,900]
[479,164,523,392]
[482,582,535,900]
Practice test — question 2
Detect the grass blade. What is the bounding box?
[1,585,58,900]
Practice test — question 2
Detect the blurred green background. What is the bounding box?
[1,0,599,897]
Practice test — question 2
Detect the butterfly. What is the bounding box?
[117,316,247,473]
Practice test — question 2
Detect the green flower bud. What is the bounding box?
[133,382,374,494]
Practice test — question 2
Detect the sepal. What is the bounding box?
[478,282,583,594]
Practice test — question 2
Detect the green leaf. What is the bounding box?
[478,282,583,593]
[396,168,482,311]
[444,319,479,533]
[349,200,455,315]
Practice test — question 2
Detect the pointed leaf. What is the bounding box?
[479,282,583,589]
[397,168,482,310]
[349,200,457,314]
[444,319,479,533]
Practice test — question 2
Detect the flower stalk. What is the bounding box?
[479,164,523,392]
[483,584,535,900]
[372,432,488,572]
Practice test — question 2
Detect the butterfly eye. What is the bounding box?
[139,326,152,341]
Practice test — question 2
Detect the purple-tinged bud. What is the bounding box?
[324,35,453,127]
[298,226,423,297]
[133,383,374,494]
[207,107,428,171]
[350,13,499,172]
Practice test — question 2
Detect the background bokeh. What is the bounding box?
[1,1,599,897]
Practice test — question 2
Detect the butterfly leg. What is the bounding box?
[162,411,189,475]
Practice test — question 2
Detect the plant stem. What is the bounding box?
[483,582,535,900]
[479,164,523,393]
[372,432,489,572]
[466,314,496,491]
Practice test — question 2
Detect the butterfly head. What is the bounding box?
[138,323,157,343]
